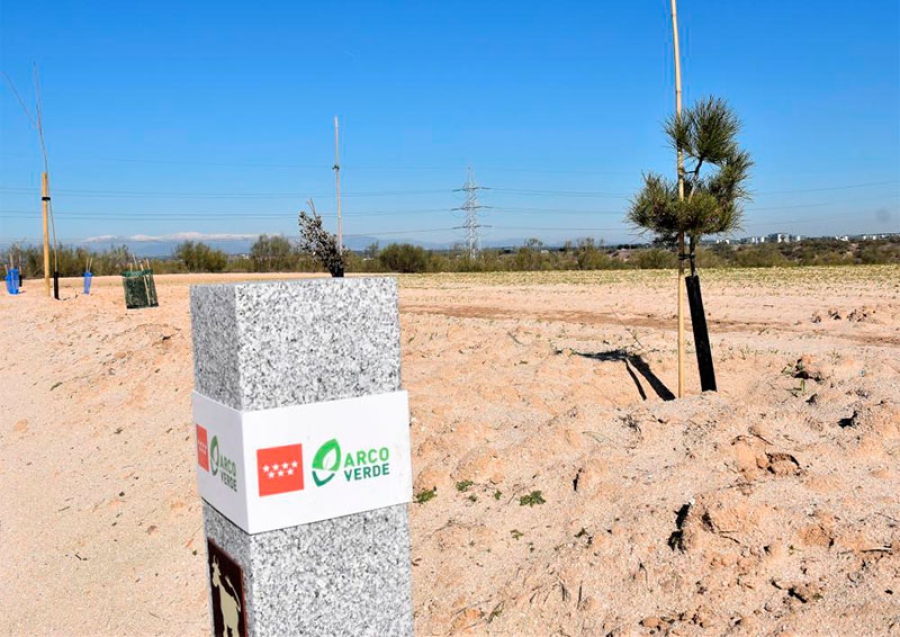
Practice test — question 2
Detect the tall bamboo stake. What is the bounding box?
[671,0,686,399]
[34,66,57,299]
[333,116,343,255]
[42,171,51,297]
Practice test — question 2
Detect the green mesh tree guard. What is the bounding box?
[121,269,159,309]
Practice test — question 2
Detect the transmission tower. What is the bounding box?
[453,167,490,258]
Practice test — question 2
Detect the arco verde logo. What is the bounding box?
[311,438,391,487]
[312,439,342,486]
[210,435,238,492]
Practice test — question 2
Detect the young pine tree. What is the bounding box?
[628,97,752,267]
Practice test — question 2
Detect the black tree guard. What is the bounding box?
[685,274,717,392]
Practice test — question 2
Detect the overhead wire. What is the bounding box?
[0,178,896,200]
[1,166,896,244]
[2,194,895,221]
[0,186,450,199]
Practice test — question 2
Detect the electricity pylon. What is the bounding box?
[453,167,490,258]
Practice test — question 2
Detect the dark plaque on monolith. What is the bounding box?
[207,538,247,637]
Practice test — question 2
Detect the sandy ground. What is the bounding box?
[2,267,899,636]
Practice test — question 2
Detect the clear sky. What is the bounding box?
[1,0,898,249]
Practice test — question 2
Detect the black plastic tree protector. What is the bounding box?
[53,271,60,300]
[685,274,717,392]
[121,269,159,309]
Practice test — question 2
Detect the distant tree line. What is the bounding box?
[4,234,898,278]
[4,244,134,278]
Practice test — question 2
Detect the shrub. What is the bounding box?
[379,243,430,273]
[631,248,678,269]
[733,243,789,268]
[575,239,617,270]
[415,487,437,504]
[173,241,228,272]
[519,491,546,507]
[298,208,347,277]
[250,234,297,272]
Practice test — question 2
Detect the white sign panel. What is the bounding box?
[193,390,412,534]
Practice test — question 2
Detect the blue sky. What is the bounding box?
[1,0,898,249]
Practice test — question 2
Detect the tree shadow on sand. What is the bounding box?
[576,349,676,402]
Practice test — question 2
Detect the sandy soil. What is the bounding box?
[2,267,899,636]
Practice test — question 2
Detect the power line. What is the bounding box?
[491,206,624,215]
[3,198,896,222]
[10,156,635,176]
[0,178,896,200]
[0,211,448,220]
[492,187,629,198]
[752,180,899,196]
[345,227,457,237]
[0,206,624,219]
[65,157,326,169]
[491,225,623,232]
[2,149,898,188]
[0,186,449,199]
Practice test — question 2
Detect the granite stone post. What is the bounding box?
[190,278,413,637]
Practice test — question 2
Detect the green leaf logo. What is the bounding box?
[312,439,341,487]
[210,436,219,476]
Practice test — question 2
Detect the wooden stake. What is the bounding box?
[333,116,343,255]
[42,171,51,297]
[34,67,58,298]
[671,0,686,399]
[142,266,151,304]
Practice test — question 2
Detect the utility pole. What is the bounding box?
[671,0,686,398]
[333,116,343,254]
[453,167,490,258]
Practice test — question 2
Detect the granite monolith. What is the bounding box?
[190,277,413,637]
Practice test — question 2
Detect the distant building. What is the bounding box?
[857,233,892,240]
[731,232,896,245]
[765,233,804,243]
